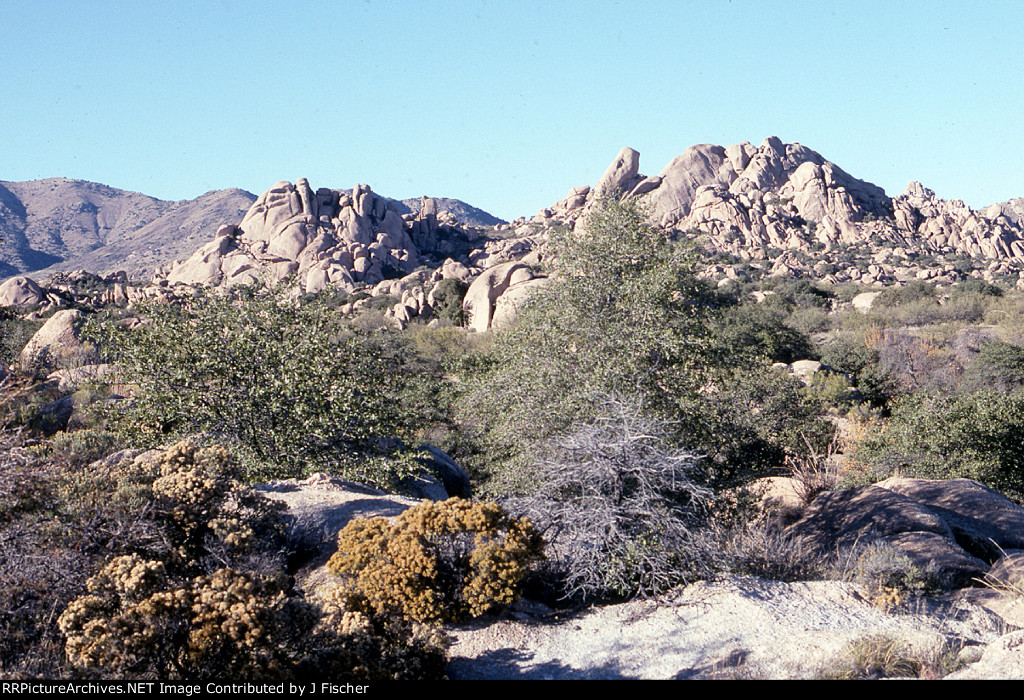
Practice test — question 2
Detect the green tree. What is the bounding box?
[857,389,1024,500]
[90,286,414,485]
[455,195,831,491]
[455,196,719,488]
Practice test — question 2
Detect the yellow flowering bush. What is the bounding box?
[328,498,544,623]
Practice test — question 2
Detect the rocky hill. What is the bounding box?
[538,138,1024,286]
[8,138,1024,328]
[0,179,257,280]
[0,179,504,284]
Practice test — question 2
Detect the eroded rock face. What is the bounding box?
[463,261,535,332]
[155,180,435,294]
[19,309,97,374]
[549,139,1024,278]
[786,477,1024,589]
[0,276,45,308]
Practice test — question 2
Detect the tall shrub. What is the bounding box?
[90,286,413,484]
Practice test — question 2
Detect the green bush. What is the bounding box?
[709,303,816,364]
[963,340,1024,392]
[875,280,936,307]
[0,309,42,367]
[455,196,832,489]
[856,389,1024,500]
[819,336,897,410]
[88,287,416,485]
[952,278,1004,299]
[430,278,468,325]
[328,498,543,623]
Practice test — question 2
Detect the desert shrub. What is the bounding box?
[834,540,939,609]
[787,305,833,334]
[52,440,448,680]
[856,390,1024,500]
[0,431,136,677]
[876,280,936,307]
[145,441,287,566]
[952,278,1004,299]
[817,635,956,680]
[430,278,468,325]
[802,370,859,413]
[515,396,714,600]
[819,336,897,410]
[937,293,991,324]
[758,277,835,312]
[709,303,816,364]
[962,340,1024,392]
[454,196,721,483]
[0,309,42,367]
[455,196,830,489]
[706,516,825,583]
[88,286,416,485]
[697,369,837,487]
[30,427,121,467]
[328,498,543,623]
[57,556,446,680]
[876,329,959,392]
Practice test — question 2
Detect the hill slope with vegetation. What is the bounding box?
[6,141,1024,678]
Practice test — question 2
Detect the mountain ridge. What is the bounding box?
[0,178,504,281]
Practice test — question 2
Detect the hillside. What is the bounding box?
[0,178,257,280]
[8,139,1024,680]
[0,179,504,283]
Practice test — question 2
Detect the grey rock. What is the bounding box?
[19,309,96,374]
[877,477,1024,561]
[418,444,472,498]
[448,575,1007,679]
[0,276,45,307]
[463,261,534,332]
[254,474,421,556]
[788,484,988,588]
[593,147,642,197]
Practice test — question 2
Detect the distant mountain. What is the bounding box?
[0,179,505,281]
[397,197,504,227]
[0,178,256,280]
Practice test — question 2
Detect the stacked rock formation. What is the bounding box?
[155,179,438,293]
[541,138,1024,277]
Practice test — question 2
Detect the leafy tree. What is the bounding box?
[455,195,722,488]
[857,389,1024,500]
[89,286,414,485]
[429,278,468,325]
[708,303,816,364]
[962,340,1024,392]
[455,195,831,491]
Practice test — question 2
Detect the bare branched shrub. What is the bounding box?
[785,434,842,504]
[519,395,714,601]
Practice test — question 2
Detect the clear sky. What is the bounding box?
[3,0,1023,221]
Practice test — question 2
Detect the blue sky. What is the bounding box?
[3,0,1023,221]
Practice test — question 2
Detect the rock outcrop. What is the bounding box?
[787,477,1024,589]
[153,180,494,297]
[0,276,45,308]
[19,309,97,374]
[448,574,1010,679]
[546,139,1024,287]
